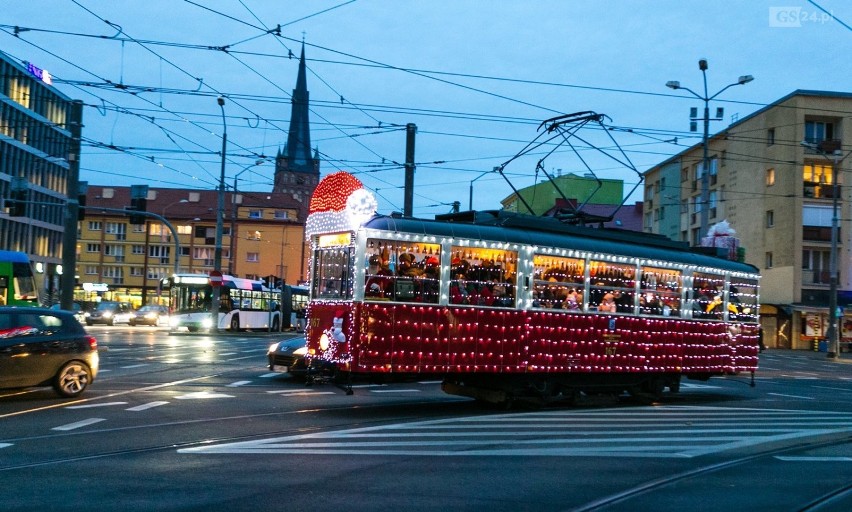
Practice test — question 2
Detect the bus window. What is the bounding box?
[729,277,759,323]
[450,246,517,307]
[313,246,353,299]
[640,267,682,317]
[365,238,441,304]
[588,261,636,314]
[693,272,726,319]
[533,255,584,310]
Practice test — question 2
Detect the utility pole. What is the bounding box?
[60,100,83,311]
[403,123,416,217]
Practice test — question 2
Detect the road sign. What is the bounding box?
[209,270,223,287]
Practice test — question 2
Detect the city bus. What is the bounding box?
[303,171,760,405]
[280,284,308,331]
[162,273,282,332]
[0,250,39,307]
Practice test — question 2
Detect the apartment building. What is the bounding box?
[77,186,308,307]
[643,90,852,350]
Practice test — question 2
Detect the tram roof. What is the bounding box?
[362,211,759,275]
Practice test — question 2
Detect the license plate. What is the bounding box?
[273,365,289,372]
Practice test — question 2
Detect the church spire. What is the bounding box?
[286,41,312,166]
[273,40,320,207]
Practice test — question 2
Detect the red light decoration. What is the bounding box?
[309,171,364,215]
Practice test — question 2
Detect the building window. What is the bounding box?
[766,252,773,268]
[681,168,688,183]
[766,210,774,228]
[86,243,101,253]
[88,221,102,231]
[766,168,775,186]
[246,252,259,262]
[721,150,727,167]
[273,210,291,220]
[767,128,775,146]
[130,267,144,277]
[105,222,126,235]
[805,120,834,144]
[132,224,146,233]
[132,245,145,255]
[803,163,835,199]
[85,265,98,275]
[248,209,262,219]
[102,267,123,279]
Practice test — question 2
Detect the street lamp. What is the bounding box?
[666,59,753,239]
[802,140,849,358]
[213,96,227,332]
[229,159,265,275]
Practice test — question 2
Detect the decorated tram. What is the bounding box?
[303,172,760,405]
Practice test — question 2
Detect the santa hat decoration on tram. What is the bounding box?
[306,171,378,239]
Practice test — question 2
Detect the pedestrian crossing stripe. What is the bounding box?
[178,406,852,458]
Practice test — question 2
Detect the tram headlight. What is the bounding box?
[319,332,330,351]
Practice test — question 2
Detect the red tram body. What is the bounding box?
[304,172,760,404]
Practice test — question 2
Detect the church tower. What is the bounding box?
[273,42,320,208]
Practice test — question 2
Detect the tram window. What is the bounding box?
[532,255,584,310]
[639,267,682,317]
[365,238,441,304]
[693,272,726,319]
[313,246,353,299]
[588,261,636,314]
[729,277,759,322]
[450,246,517,307]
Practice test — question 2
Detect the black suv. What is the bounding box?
[0,307,99,397]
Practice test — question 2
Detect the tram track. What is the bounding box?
[569,433,852,512]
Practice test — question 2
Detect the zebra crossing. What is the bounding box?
[179,406,852,458]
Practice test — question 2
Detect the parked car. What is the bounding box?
[129,305,169,326]
[49,302,89,324]
[267,337,309,378]
[0,307,98,397]
[86,301,134,326]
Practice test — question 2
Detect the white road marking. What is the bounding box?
[370,389,422,393]
[776,456,852,462]
[120,364,149,369]
[258,373,279,378]
[65,402,127,409]
[219,352,237,356]
[174,391,234,400]
[266,389,335,395]
[0,443,12,449]
[180,406,852,458]
[768,392,815,400]
[227,381,252,387]
[126,401,169,411]
[52,418,106,431]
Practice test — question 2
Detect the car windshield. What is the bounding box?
[96,303,118,311]
[139,306,160,312]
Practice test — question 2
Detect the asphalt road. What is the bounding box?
[2,326,851,511]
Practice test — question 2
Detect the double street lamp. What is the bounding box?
[666,59,753,239]
[802,140,848,358]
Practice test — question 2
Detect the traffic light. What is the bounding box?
[127,184,149,225]
[7,177,28,217]
[77,181,88,221]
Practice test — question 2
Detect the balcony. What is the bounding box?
[803,269,831,285]
[803,226,839,242]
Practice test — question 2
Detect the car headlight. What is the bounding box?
[145,313,157,319]
[293,346,308,356]
[201,317,213,328]
[268,342,280,353]
[103,311,113,318]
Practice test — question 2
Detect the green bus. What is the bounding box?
[0,250,39,306]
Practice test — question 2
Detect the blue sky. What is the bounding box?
[2,1,850,216]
